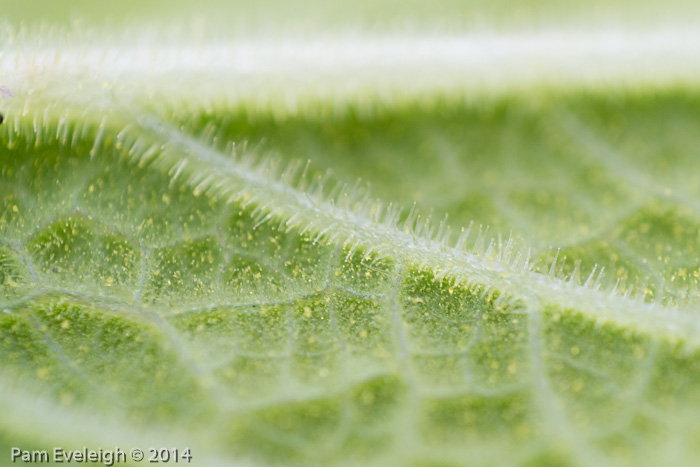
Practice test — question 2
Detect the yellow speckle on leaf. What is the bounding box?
[571,346,581,356]
[162,194,171,205]
[60,320,70,329]
[36,367,50,380]
[12,205,18,212]
[303,307,312,319]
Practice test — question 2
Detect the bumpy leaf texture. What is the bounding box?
[3,15,700,467]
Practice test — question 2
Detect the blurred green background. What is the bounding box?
[2,0,700,31]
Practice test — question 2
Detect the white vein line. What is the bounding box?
[388,264,424,459]
[132,245,151,304]
[592,340,661,441]
[390,266,411,376]
[131,112,700,344]
[127,237,234,411]
[14,246,40,288]
[556,110,700,214]
[317,245,356,459]
[527,304,610,467]
[24,306,119,401]
[5,29,700,97]
[608,238,664,292]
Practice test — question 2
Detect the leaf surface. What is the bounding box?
[2,26,700,467]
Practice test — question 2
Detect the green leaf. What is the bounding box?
[3,23,700,467]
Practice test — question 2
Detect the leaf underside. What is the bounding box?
[2,87,700,467]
